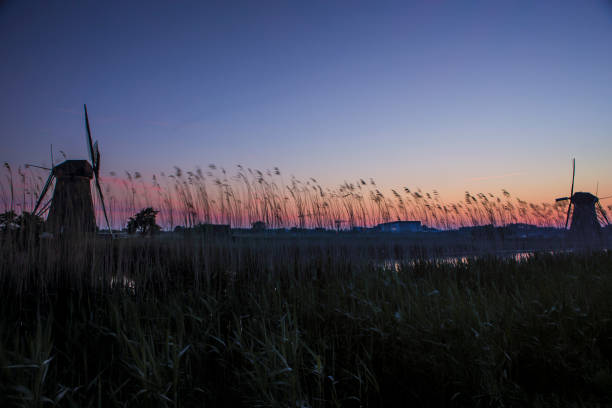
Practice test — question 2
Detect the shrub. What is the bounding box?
[252,221,266,232]
[126,207,161,235]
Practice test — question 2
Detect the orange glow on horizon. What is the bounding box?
[3,164,608,230]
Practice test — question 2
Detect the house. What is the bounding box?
[376,221,422,233]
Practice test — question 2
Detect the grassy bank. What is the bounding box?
[1,234,612,407]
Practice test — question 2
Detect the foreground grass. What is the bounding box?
[1,235,612,407]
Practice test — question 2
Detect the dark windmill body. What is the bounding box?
[567,192,601,235]
[45,160,96,233]
[556,159,610,246]
[33,105,112,236]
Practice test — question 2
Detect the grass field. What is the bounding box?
[2,232,612,407]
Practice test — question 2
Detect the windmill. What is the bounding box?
[555,159,610,242]
[32,105,113,237]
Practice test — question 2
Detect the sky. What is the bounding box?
[1,0,611,204]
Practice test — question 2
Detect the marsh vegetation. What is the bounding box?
[1,232,612,407]
[6,163,611,231]
[2,164,612,406]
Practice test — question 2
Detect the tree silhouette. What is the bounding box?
[127,207,161,235]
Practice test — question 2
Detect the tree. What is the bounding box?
[127,207,161,235]
[252,221,266,232]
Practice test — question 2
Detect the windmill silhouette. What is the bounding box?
[32,105,112,236]
[555,159,609,243]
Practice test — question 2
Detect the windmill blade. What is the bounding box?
[94,172,113,238]
[599,195,612,201]
[564,201,572,229]
[93,141,100,176]
[37,198,52,217]
[84,104,96,168]
[25,164,51,171]
[597,201,610,226]
[570,158,575,198]
[84,103,112,237]
[555,197,569,202]
[562,158,576,230]
[33,172,54,215]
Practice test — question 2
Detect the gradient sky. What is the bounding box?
[1,0,611,203]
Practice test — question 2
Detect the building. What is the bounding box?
[376,221,422,233]
[46,160,97,234]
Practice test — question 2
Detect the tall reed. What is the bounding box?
[0,164,578,230]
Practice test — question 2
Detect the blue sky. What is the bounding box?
[1,0,611,202]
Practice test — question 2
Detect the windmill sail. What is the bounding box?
[33,171,55,216]
[83,104,113,238]
[93,173,112,236]
[84,104,96,167]
[597,201,610,226]
[565,158,575,229]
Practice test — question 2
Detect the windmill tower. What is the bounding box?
[555,159,610,244]
[45,160,96,232]
[33,105,112,236]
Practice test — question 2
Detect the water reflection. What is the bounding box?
[109,275,136,293]
[381,251,537,272]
